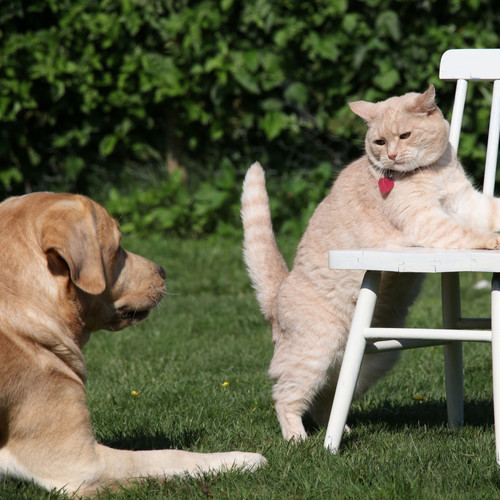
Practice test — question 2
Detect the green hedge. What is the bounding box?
[1,0,499,233]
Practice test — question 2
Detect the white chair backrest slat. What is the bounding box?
[440,49,500,196]
[484,80,500,196]
[447,78,467,154]
[439,49,500,80]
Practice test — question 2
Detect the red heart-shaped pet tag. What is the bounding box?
[378,176,394,195]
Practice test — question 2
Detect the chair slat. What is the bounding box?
[484,80,500,196]
[440,49,500,81]
[448,79,467,153]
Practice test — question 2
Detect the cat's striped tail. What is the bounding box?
[241,162,289,321]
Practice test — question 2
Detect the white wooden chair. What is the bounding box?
[324,49,500,464]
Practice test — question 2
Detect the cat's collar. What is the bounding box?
[378,171,394,195]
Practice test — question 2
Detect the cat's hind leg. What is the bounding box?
[306,350,399,427]
[307,272,423,430]
[355,272,424,397]
[269,299,348,441]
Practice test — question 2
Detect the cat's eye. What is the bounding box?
[400,132,411,140]
[374,139,385,146]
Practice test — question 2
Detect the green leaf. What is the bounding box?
[259,111,288,140]
[373,68,400,91]
[375,11,401,42]
[144,207,182,230]
[284,82,308,107]
[64,155,85,180]
[27,146,41,166]
[0,167,23,188]
[99,134,118,156]
[232,71,260,94]
[242,50,260,72]
[260,98,283,112]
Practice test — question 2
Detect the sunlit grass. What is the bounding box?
[2,234,499,498]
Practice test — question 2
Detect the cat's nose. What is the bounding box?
[388,152,397,160]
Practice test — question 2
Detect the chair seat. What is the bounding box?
[329,247,500,273]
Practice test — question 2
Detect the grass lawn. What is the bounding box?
[2,233,500,499]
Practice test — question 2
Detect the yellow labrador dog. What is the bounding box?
[0,193,265,496]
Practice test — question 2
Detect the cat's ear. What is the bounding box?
[413,84,437,115]
[349,101,378,122]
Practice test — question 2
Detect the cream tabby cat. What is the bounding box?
[241,85,500,441]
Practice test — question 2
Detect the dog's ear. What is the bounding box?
[39,199,106,295]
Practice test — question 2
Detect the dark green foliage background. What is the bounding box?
[1,0,499,235]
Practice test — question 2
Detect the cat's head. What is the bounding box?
[349,85,450,173]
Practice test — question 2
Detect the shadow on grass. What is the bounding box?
[304,398,494,436]
[348,398,494,429]
[102,429,203,451]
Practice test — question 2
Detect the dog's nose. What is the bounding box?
[157,266,166,280]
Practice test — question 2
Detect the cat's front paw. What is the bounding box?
[490,236,500,249]
[476,235,500,249]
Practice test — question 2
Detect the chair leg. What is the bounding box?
[324,270,381,453]
[491,273,500,465]
[441,273,464,427]
[444,342,464,426]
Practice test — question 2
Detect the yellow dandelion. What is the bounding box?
[131,390,140,396]
[413,394,424,401]
[221,381,230,387]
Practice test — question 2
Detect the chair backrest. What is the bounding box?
[439,49,500,196]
